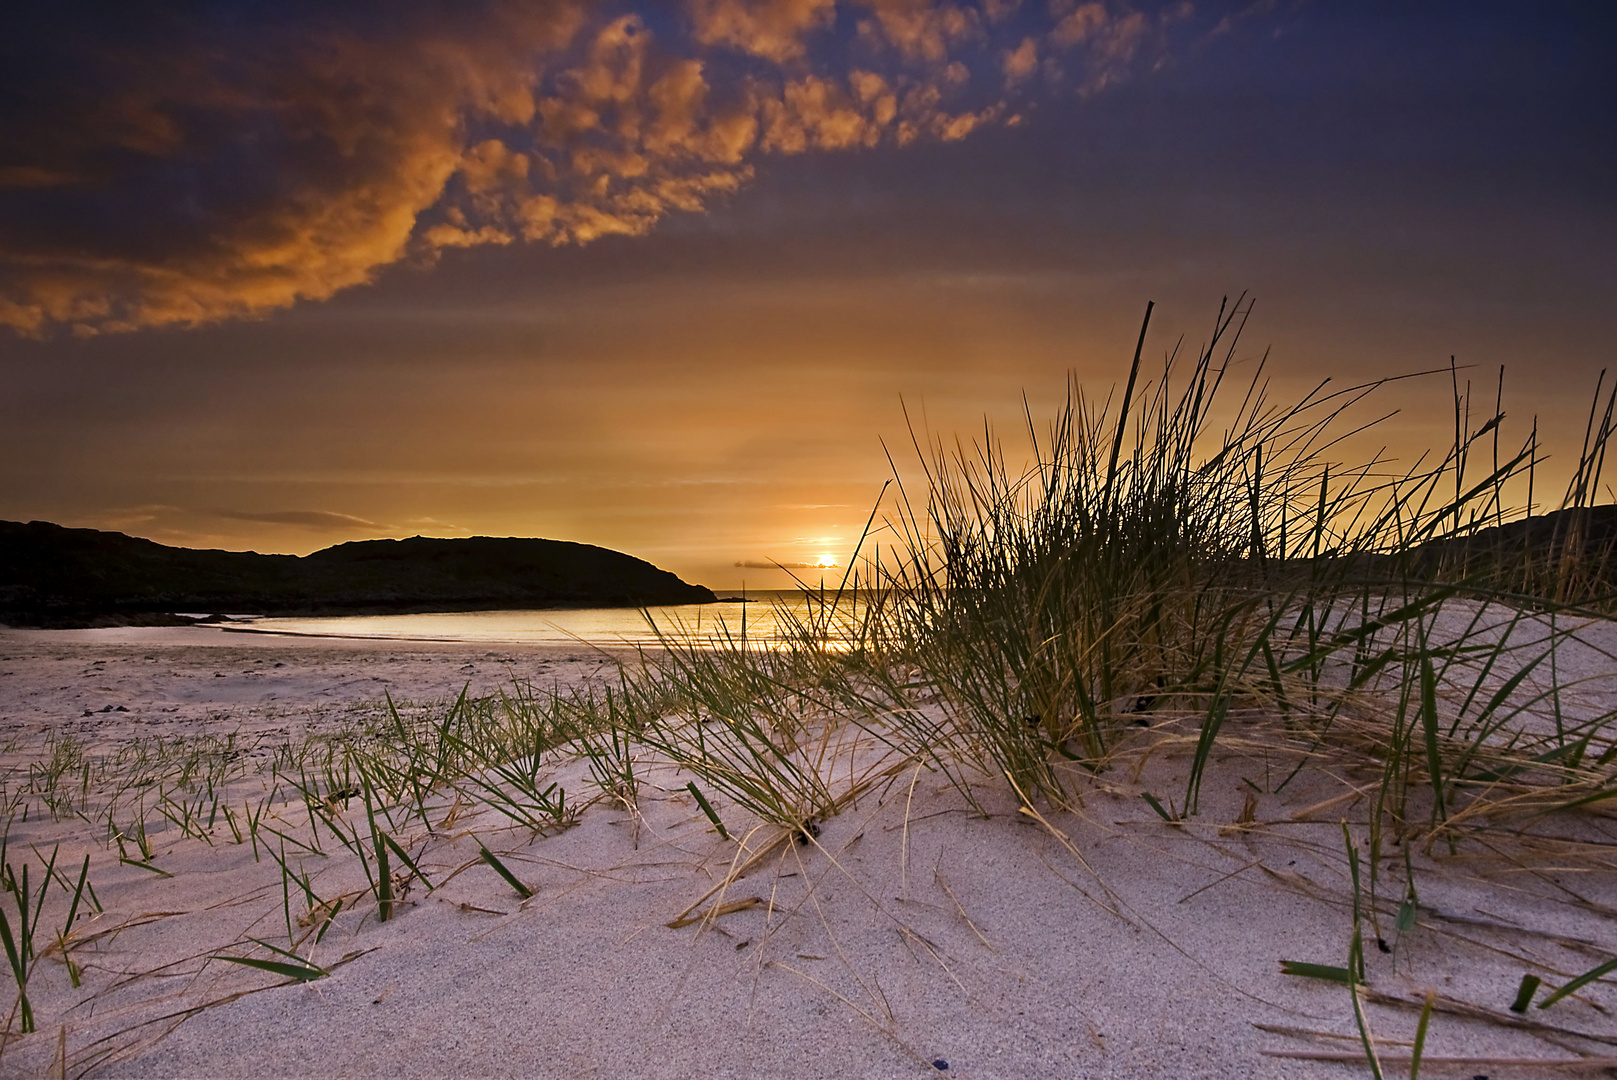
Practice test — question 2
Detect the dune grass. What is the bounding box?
[3,296,1617,1073]
[513,294,1617,1070]
[535,296,1617,858]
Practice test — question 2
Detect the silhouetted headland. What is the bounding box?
[0,521,716,627]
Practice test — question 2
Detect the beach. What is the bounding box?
[0,625,1615,1077]
[3,0,1609,1074]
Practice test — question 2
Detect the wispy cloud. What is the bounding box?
[213,509,382,531]
[93,504,185,531]
[0,1,1193,336]
[400,517,472,534]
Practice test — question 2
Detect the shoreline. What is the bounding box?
[0,622,657,651]
[0,627,632,758]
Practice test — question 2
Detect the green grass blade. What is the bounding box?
[1419,655,1446,822]
[1538,954,1617,1009]
[245,936,318,963]
[686,782,730,840]
[380,832,432,889]
[118,857,173,878]
[1140,792,1175,822]
[214,955,327,982]
[1510,973,1542,1013]
[0,905,32,1033]
[62,854,90,937]
[478,844,534,899]
[360,775,393,921]
[27,846,58,948]
[1409,990,1435,1079]
[1278,960,1353,984]
[1349,928,1385,1080]
[314,898,344,945]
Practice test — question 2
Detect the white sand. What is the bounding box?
[1,625,1615,1078]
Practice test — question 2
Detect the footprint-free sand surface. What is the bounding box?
[1,625,1616,1078]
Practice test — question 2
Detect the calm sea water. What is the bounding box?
[236,590,862,647]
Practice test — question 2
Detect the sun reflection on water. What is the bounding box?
[237,591,866,649]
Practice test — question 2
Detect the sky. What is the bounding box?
[1,0,1613,590]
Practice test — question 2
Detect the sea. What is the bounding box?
[226,590,864,648]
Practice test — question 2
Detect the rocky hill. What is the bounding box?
[0,521,715,627]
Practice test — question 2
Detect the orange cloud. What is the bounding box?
[688,0,838,62]
[764,75,882,151]
[1050,0,1110,47]
[0,0,1182,336]
[1002,36,1040,85]
[1047,0,1159,93]
[857,0,982,64]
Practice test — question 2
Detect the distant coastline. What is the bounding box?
[0,520,716,628]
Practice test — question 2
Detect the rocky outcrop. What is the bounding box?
[0,521,715,627]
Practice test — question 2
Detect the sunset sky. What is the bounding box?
[2,1,1612,590]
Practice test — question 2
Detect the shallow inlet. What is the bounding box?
[231,589,867,648]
